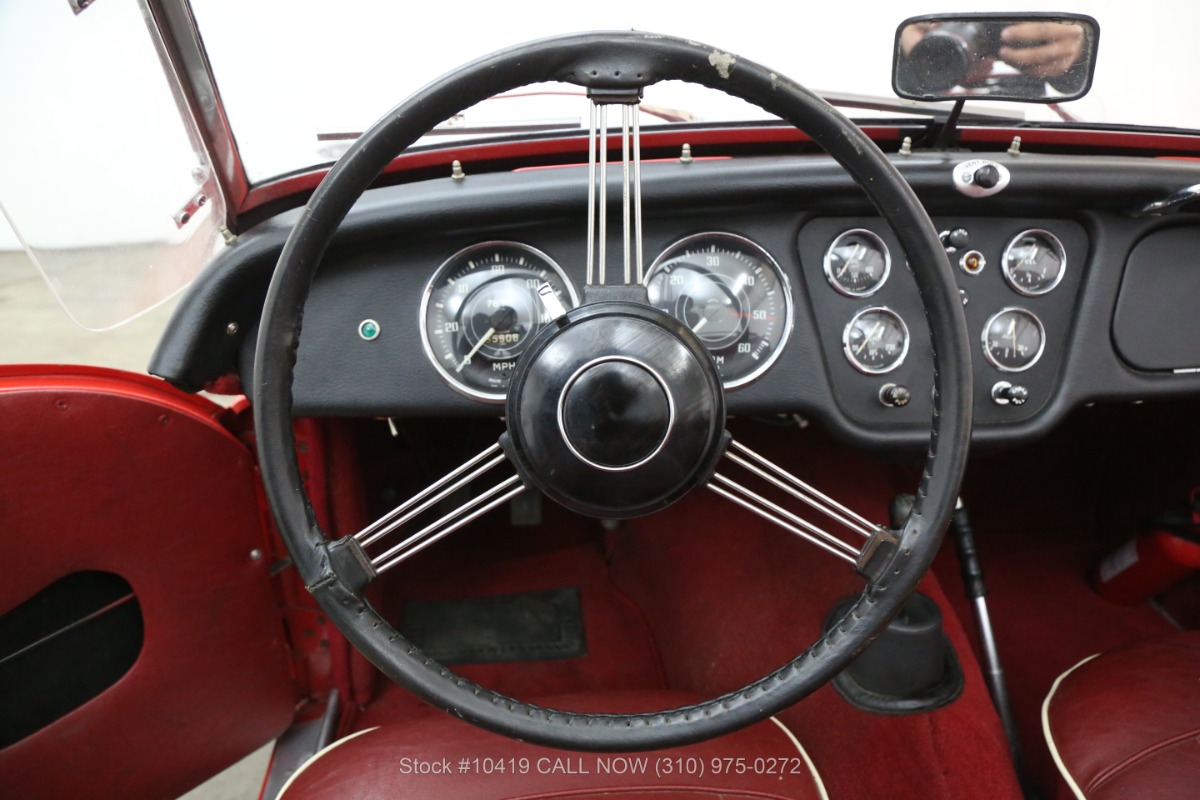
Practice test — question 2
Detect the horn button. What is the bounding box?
[503,301,728,519]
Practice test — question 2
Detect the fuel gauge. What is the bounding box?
[843,307,910,374]
[1002,229,1065,295]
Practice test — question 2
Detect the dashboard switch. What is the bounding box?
[879,383,912,408]
[991,381,1029,406]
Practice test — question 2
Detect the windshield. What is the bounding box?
[190,0,1200,183]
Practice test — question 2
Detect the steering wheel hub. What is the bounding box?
[560,356,672,469]
[504,301,727,519]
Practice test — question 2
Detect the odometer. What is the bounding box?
[420,241,578,402]
[645,232,793,389]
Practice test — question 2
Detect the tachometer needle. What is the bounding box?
[692,316,709,334]
[456,327,495,373]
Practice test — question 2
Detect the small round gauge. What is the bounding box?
[645,232,793,389]
[982,307,1045,372]
[1002,229,1066,295]
[824,229,891,297]
[420,241,578,401]
[843,307,910,374]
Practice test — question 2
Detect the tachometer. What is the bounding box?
[645,232,793,389]
[420,241,578,402]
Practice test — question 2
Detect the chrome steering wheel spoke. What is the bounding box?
[347,441,524,578]
[708,438,899,579]
[585,94,645,289]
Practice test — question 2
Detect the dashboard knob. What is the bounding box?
[973,165,1001,189]
[879,383,912,408]
[991,381,1029,406]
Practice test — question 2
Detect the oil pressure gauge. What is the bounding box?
[824,229,891,297]
[843,307,910,374]
[982,307,1045,372]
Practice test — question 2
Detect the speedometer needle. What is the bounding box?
[456,327,495,373]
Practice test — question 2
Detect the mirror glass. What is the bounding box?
[893,14,1098,102]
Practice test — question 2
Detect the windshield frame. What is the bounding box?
[153,0,1200,232]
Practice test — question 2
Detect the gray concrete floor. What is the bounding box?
[0,250,181,371]
[2,250,276,798]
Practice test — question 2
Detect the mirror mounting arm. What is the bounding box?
[934,98,966,151]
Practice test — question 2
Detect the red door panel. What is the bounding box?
[0,366,295,800]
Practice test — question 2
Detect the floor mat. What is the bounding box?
[350,533,667,732]
[401,587,586,664]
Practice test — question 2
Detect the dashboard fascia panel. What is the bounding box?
[149,151,1200,451]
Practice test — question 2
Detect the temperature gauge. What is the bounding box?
[982,307,1045,372]
[843,307,910,374]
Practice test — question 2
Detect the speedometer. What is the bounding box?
[420,241,578,402]
[645,232,792,389]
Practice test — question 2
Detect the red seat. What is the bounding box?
[1042,631,1200,799]
[279,690,827,799]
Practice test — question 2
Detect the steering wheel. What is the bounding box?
[254,31,972,751]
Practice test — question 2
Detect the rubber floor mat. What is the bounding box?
[402,587,585,664]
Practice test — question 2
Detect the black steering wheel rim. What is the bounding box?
[253,31,972,751]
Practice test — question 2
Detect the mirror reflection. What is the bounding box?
[894,16,1097,102]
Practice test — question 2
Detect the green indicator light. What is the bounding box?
[358,319,380,341]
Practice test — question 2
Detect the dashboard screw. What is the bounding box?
[451,160,466,181]
[225,322,239,336]
[680,144,694,164]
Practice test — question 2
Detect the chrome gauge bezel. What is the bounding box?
[842,306,911,375]
[823,228,892,298]
[1001,228,1066,296]
[419,240,579,403]
[644,231,794,390]
[981,306,1046,373]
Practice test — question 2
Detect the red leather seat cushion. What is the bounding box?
[281,690,826,799]
[1043,631,1200,799]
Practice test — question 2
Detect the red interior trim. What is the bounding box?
[238,126,907,215]
[0,365,239,437]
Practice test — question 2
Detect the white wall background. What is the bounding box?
[1,0,1198,252]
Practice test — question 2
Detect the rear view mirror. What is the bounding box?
[893,13,1098,103]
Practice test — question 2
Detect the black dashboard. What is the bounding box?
[150,148,1200,451]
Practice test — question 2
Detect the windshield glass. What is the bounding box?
[191,0,1200,183]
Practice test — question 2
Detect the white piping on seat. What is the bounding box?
[276,726,379,799]
[769,715,830,800]
[1042,653,1100,800]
